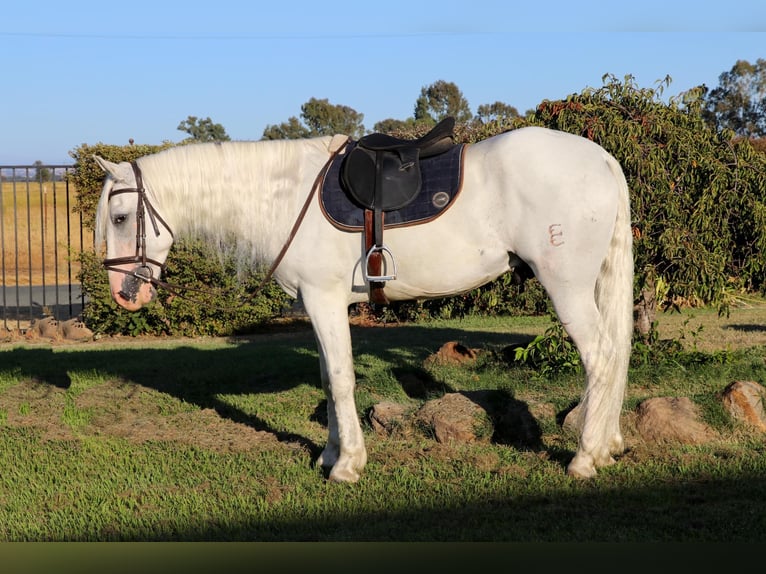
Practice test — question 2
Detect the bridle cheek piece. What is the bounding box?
[102,161,174,286]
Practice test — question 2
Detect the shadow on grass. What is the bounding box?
[167,467,766,542]
[727,323,766,333]
[0,322,542,459]
[3,323,766,541]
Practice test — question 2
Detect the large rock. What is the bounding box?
[635,396,716,444]
[720,380,766,432]
[423,341,479,367]
[368,401,411,436]
[415,393,493,444]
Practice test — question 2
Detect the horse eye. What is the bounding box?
[112,214,127,225]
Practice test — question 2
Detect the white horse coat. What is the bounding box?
[95,126,633,482]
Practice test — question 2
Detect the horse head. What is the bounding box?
[94,156,174,311]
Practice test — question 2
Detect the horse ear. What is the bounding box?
[93,155,129,181]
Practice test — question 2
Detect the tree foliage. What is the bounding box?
[177,115,231,142]
[372,117,418,133]
[702,59,766,137]
[33,160,51,183]
[475,101,520,124]
[414,79,473,125]
[262,98,365,140]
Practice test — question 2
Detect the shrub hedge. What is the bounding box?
[71,75,766,336]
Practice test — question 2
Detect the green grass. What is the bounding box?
[0,311,766,541]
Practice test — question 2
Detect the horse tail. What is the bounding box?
[592,153,634,429]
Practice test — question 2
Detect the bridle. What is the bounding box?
[101,160,174,287]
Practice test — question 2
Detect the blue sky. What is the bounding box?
[2,0,765,164]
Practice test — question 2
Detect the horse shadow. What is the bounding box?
[0,320,557,466]
[726,323,766,333]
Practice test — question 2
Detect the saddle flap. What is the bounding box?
[341,146,422,211]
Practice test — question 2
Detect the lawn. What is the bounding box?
[0,305,765,541]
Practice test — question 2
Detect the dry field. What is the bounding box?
[1,180,93,285]
[653,295,766,352]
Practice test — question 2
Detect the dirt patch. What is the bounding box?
[0,380,73,441]
[0,379,278,452]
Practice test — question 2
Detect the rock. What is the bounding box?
[415,393,493,444]
[635,396,716,444]
[368,401,410,436]
[720,381,766,432]
[59,318,94,341]
[423,341,479,367]
[25,316,60,340]
[562,402,583,434]
[23,316,94,342]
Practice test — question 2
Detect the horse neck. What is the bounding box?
[142,141,319,264]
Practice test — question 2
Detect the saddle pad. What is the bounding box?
[320,142,467,231]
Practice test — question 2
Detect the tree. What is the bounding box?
[261,98,365,140]
[372,118,415,133]
[475,101,520,124]
[261,117,311,140]
[414,80,473,125]
[33,160,51,182]
[301,98,365,138]
[702,59,766,137]
[177,116,231,142]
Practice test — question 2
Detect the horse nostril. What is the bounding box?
[135,266,153,281]
[118,290,131,301]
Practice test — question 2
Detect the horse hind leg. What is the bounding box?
[541,281,628,478]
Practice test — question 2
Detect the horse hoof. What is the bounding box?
[328,467,361,483]
[567,454,597,478]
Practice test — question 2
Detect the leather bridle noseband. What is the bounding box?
[101,160,174,287]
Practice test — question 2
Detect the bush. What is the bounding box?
[78,241,291,337]
[71,142,292,337]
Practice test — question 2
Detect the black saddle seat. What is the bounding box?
[354,116,456,158]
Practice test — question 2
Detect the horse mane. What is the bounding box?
[97,137,334,275]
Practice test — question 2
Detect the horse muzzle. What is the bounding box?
[110,266,157,311]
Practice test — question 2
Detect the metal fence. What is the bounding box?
[0,165,88,332]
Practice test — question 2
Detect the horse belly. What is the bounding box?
[380,228,511,301]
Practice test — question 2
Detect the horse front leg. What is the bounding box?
[301,289,367,483]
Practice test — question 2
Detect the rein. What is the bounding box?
[103,146,345,307]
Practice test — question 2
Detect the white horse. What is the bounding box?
[94,125,633,482]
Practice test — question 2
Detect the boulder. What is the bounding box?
[368,401,411,436]
[415,393,493,444]
[25,316,60,340]
[59,318,94,341]
[24,316,94,342]
[720,381,766,432]
[423,341,479,367]
[635,396,716,444]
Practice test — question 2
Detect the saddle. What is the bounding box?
[340,117,457,304]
